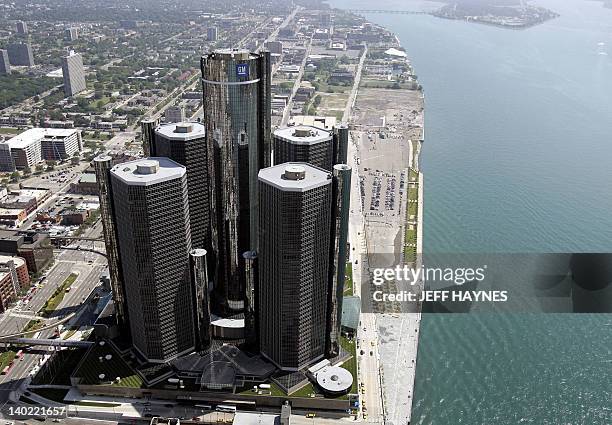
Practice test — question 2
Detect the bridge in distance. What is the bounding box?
[345,9,429,15]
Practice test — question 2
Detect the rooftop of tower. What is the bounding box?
[258,162,331,192]
[155,121,205,141]
[273,125,332,145]
[208,48,259,61]
[110,157,185,186]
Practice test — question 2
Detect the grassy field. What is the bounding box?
[41,273,78,316]
[404,169,420,263]
[23,319,44,337]
[0,127,22,135]
[344,262,354,295]
[290,382,316,398]
[237,382,285,397]
[74,344,143,388]
[339,336,358,396]
[0,351,16,370]
[289,336,358,399]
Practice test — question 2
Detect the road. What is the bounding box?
[343,46,368,123]
[280,39,313,127]
[0,243,107,408]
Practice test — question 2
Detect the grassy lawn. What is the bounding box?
[290,382,316,398]
[237,382,285,397]
[408,201,418,217]
[408,186,418,200]
[344,262,354,295]
[41,273,78,316]
[289,336,358,399]
[404,169,420,263]
[74,344,143,388]
[0,127,22,135]
[30,388,68,403]
[339,336,358,396]
[0,351,16,370]
[23,319,44,337]
[360,80,417,90]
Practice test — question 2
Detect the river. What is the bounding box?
[329,0,612,423]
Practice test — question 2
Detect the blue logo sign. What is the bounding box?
[236,63,249,77]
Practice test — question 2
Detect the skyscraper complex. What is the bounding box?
[200,48,271,314]
[110,158,195,363]
[258,163,333,371]
[96,46,353,390]
[62,51,86,97]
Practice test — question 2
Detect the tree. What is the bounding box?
[46,160,57,171]
[23,166,32,176]
[10,171,20,182]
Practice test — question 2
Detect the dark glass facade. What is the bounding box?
[110,159,195,363]
[94,155,129,335]
[200,49,271,314]
[326,164,352,357]
[258,164,332,371]
[273,126,334,171]
[153,123,209,251]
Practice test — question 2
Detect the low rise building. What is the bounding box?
[0,271,17,313]
[0,128,83,171]
[70,173,98,195]
[0,208,27,227]
[0,255,30,290]
[0,230,54,274]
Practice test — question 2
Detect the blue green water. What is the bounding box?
[330,0,612,423]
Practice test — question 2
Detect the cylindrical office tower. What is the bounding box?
[154,122,209,252]
[191,249,212,351]
[141,117,160,157]
[110,158,195,363]
[333,123,349,166]
[94,155,129,336]
[200,48,271,314]
[258,163,332,371]
[326,164,352,357]
[273,126,334,171]
[242,251,258,348]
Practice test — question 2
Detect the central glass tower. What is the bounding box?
[200,48,271,314]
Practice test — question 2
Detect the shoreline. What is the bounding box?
[339,10,425,422]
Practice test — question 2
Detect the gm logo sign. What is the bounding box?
[236,63,249,77]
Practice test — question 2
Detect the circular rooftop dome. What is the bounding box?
[284,165,306,180]
[316,366,353,394]
[174,123,193,134]
[136,160,160,175]
[293,126,317,137]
